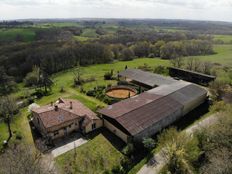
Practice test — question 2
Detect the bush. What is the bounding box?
[138,63,153,72]
[142,138,155,151]
[15,131,22,140]
[104,70,114,80]
[122,143,134,156]
[209,101,229,113]
[153,65,168,75]
[60,86,65,93]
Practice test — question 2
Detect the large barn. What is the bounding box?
[98,69,208,143]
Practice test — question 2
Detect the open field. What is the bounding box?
[81,28,98,38]
[185,44,232,66]
[34,22,83,28]
[73,35,92,42]
[214,35,232,44]
[0,28,36,42]
[56,131,124,174]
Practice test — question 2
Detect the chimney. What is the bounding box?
[70,101,73,110]
[54,105,58,111]
[58,98,62,103]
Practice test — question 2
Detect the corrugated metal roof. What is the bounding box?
[116,96,183,135]
[98,70,208,136]
[98,92,163,118]
[169,84,207,106]
[147,81,191,96]
[119,69,177,87]
[169,67,216,79]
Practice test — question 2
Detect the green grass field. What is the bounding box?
[214,35,232,44]
[185,44,232,66]
[35,22,82,28]
[73,35,92,42]
[0,28,36,42]
[56,133,123,174]
[81,28,98,38]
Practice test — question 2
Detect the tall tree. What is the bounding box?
[0,96,18,143]
[0,66,16,95]
[38,68,53,93]
[24,66,40,87]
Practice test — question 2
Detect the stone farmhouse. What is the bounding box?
[32,98,102,140]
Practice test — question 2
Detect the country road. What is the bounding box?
[137,113,219,174]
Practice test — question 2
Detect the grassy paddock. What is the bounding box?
[56,132,124,174]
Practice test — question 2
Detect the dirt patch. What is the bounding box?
[106,88,136,99]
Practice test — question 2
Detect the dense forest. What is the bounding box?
[0,19,219,85]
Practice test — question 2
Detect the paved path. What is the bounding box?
[137,113,219,174]
[51,137,88,158]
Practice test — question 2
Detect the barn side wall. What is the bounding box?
[182,93,207,115]
[103,119,129,142]
[133,107,183,142]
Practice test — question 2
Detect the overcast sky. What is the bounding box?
[0,0,232,22]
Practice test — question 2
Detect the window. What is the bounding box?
[54,130,59,136]
[92,123,96,130]
[69,124,73,128]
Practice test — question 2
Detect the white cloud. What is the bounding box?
[0,0,231,21]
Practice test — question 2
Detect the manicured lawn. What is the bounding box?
[56,132,124,174]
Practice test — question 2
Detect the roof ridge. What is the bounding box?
[115,83,192,120]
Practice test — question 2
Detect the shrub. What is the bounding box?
[104,70,114,80]
[142,138,155,151]
[122,143,134,156]
[60,86,65,93]
[15,131,22,140]
[153,65,168,75]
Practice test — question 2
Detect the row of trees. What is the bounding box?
[170,57,214,75]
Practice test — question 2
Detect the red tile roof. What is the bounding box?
[32,98,98,130]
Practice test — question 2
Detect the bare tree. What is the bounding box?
[193,58,202,72]
[170,57,185,68]
[186,57,195,71]
[0,96,18,143]
[202,61,213,75]
[0,144,55,174]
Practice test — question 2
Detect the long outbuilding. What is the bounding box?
[98,69,208,143]
[119,68,177,89]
